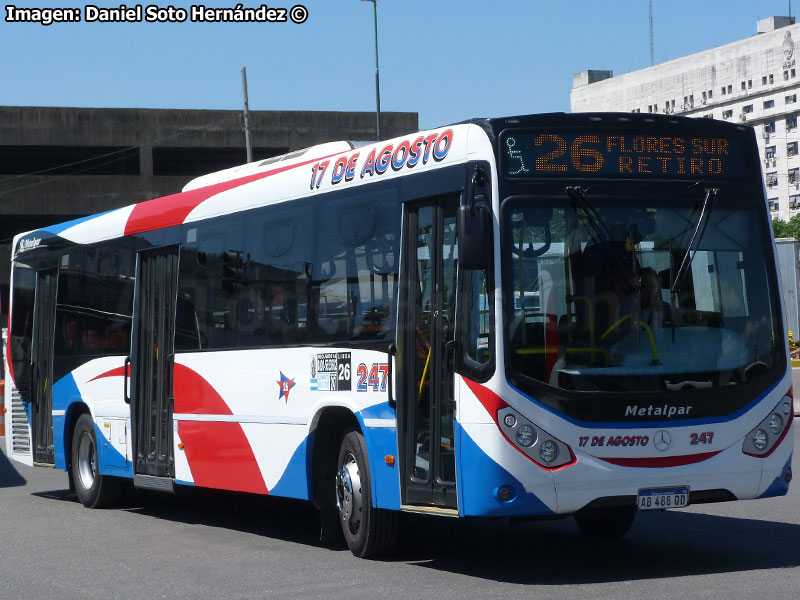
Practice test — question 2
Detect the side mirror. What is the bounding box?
[458,204,491,270]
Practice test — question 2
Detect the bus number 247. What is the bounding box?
[357,363,389,392]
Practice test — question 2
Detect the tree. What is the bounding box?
[772,215,800,240]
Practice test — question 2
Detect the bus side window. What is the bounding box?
[242,205,313,348]
[312,196,399,344]
[180,220,245,350]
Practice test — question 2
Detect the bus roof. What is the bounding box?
[13,122,485,257]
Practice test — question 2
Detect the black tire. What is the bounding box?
[71,413,123,508]
[574,506,636,539]
[335,430,398,558]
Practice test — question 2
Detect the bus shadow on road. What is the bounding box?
[396,509,800,583]
[0,444,26,488]
[27,484,800,581]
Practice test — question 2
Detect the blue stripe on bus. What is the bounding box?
[360,401,396,420]
[758,455,792,499]
[37,209,117,236]
[508,377,783,429]
[50,373,133,476]
[95,422,133,477]
[355,411,401,510]
[456,421,554,517]
[270,437,311,500]
[52,373,81,470]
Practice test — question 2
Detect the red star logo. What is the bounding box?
[276,371,296,403]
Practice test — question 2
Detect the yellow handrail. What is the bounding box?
[418,348,432,401]
[600,315,660,363]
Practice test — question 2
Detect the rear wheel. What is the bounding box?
[71,414,123,508]
[575,506,636,539]
[335,430,398,558]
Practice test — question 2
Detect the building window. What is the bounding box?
[767,172,779,187]
[790,168,799,184]
[741,81,746,90]
[708,89,713,99]
[770,74,775,84]
[728,84,732,94]
[787,94,797,104]
[648,105,653,113]
[748,79,753,88]
[722,109,733,119]
[793,69,797,77]
[721,87,727,96]
[703,114,714,119]
[766,146,777,159]
[789,142,799,157]
[785,70,790,81]
[769,198,780,211]
[742,104,754,114]
[791,195,800,209]
[788,115,798,130]
[766,121,776,133]
[763,76,768,85]
[764,99,775,109]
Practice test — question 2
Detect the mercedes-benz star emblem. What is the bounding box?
[653,429,672,451]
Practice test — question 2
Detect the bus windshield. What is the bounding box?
[502,192,783,395]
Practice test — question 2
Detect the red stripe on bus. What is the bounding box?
[462,377,509,416]
[5,329,14,385]
[123,154,341,237]
[597,451,721,468]
[178,420,269,495]
[88,365,129,382]
[172,363,233,415]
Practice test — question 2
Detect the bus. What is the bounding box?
[4,113,794,557]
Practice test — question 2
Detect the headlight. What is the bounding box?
[497,407,575,469]
[539,440,558,463]
[752,429,768,451]
[768,413,784,435]
[516,424,536,448]
[742,394,794,457]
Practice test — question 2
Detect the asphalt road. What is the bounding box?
[1,428,799,600]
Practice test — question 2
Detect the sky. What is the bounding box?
[0,0,798,130]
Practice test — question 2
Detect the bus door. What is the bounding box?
[130,246,178,485]
[400,196,459,508]
[31,268,58,465]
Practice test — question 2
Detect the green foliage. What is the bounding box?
[772,215,800,240]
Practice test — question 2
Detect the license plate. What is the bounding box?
[637,487,689,511]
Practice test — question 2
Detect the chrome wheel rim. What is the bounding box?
[335,453,362,533]
[77,431,96,490]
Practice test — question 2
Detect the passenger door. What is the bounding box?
[399,196,459,508]
[130,247,179,481]
[31,268,58,465]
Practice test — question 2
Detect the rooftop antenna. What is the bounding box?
[241,66,253,164]
[649,0,655,66]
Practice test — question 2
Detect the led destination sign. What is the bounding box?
[502,130,746,180]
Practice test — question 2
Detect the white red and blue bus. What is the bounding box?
[4,113,794,557]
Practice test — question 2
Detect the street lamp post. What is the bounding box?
[361,0,381,141]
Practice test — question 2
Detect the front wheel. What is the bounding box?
[335,430,398,558]
[71,414,123,508]
[574,506,636,539]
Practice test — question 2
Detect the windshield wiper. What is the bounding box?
[669,186,719,294]
[566,185,614,245]
[566,186,635,295]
